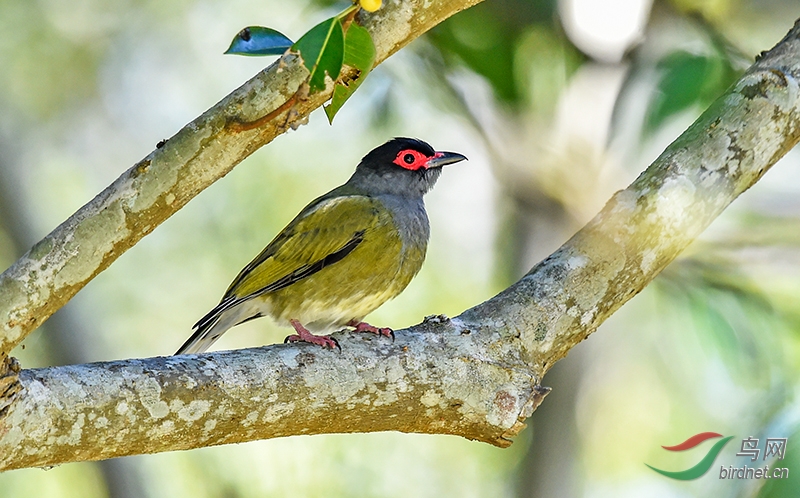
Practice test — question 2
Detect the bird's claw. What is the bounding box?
[286,319,340,350]
[348,321,394,341]
[284,333,340,351]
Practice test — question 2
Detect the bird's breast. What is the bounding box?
[376,194,430,256]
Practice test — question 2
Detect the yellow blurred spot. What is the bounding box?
[359,0,382,13]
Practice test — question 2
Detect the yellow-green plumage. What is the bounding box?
[176,137,465,354]
[229,192,424,328]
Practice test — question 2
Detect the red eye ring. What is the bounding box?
[393,149,429,170]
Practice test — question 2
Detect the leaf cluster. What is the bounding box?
[225,2,377,123]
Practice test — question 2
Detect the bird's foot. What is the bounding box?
[347,320,394,341]
[285,319,340,351]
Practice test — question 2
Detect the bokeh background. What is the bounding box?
[1,0,799,496]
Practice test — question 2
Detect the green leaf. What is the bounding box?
[325,23,376,123]
[225,27,293,56]
[292,17,345,94]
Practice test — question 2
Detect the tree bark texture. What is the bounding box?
[1,11,800,473]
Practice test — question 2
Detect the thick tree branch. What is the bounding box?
[1,14,799,474]
[0,0,483,355]
[0,321,549,471]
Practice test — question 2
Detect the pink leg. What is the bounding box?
[347,320,394,340]
[285,319,339,350]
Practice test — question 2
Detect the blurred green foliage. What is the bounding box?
[0,1,101,117]
[645,49,740,132]
[657,257,782,387]
[427,0,582,106]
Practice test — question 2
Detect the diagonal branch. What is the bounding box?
[0,0,484,356]
[2,18,800,472]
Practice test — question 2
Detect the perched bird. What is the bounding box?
[176,137,467,354]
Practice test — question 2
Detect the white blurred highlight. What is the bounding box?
[559,0,653,62]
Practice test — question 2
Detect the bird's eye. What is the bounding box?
[403,153,415,164]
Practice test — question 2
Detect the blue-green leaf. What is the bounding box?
[225,27,293,56]
[292,17,345,94]
[325,23,376,123]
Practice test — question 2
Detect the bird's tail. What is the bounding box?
[175,298,254,355]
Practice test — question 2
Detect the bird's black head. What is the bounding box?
[348,137,467,197]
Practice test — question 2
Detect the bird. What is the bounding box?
[175,137,467,354]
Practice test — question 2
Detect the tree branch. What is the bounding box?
[0,320,549,471]
[0,0,483,355]
[1,13,800,474]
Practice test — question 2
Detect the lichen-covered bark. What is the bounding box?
[0,318,549,471]
[0,0,484,355]
[1,13,800,475]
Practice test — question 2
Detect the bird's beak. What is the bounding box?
[426,151,468,169]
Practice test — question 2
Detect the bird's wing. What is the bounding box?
[179,192,396,354]
[223,193,387,301]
